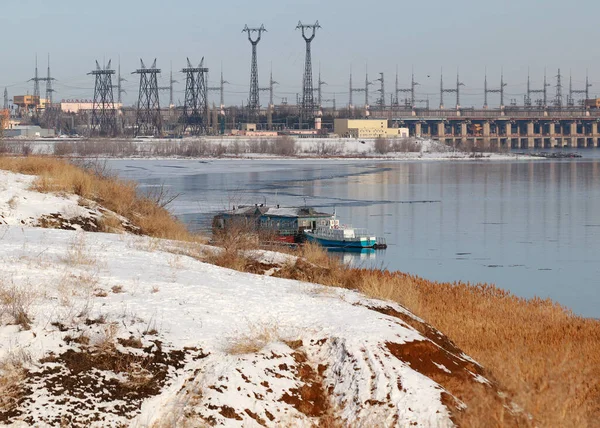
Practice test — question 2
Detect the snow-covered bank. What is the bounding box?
[0,169,502,427]
[2,137,532,161]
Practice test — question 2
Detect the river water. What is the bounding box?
[107,151,600,318]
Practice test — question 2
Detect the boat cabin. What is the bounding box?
[213,205,333,242]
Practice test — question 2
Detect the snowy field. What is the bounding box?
[0,169,499,427]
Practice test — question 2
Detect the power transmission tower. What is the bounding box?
[320,92,336,111]
[376,72,385,109]
[42,54,60,130]
[88,60,117,137]
[349,68,371,117]
[31,55,40,100]
[28,55,43,118]
[483,69,507,108]
[364,69,371,109]
[108,59,127,134]
[440,69,463,109]
[296,20,320,125]
[180,57,209,136]
[259,66,278,107]
[158,63,178,108]
[526,69,550,108]
[111,59,127,104]
[554,69,563,108]
[117,60,127,103]
[44,54,55,106]
[525,69,534,107]
[394,66,399,106]
[396,68,419,108]
[569,71,592,107]
[315,66,326,108]
[208,67,229,108]
[243,24,266,122]
[132,59,162,137]
[3,88,8,110]
[349,69,354,109]
[259,66,278,130]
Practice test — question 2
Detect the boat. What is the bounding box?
[303,216,386,249]
[212,204,334,244]
[213,204,387,250]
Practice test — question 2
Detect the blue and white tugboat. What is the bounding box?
[303,215,386,250]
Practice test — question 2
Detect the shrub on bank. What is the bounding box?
[270,136,296,156]
[373,137,390,154]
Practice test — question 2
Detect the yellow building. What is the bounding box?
[13,95,40,110]
[334,119,409,138]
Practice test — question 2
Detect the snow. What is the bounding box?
[0,170,492,427]
[0,171,90,227]
[3,137,535,162]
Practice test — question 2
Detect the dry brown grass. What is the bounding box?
[0,282,35,331]
[271,244,600,427]
[96,212,126,233]
[0,155,202,242]
[151,379,208,428]
[62,233,97,267]
[207,220,279,272]
[0,353,28,418]
[225,323,283,355]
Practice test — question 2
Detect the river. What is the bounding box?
[107,151,600,318]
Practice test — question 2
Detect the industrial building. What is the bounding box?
[333,119,409,138]
[4,125,55,138]
[13,95,41,111]
[61,100,123,114]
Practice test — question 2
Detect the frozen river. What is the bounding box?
[108,152,600,318]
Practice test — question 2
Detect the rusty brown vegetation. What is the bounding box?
[272,245,600,427]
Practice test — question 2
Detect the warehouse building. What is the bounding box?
[333,119,409,138]
[4,125,55,138]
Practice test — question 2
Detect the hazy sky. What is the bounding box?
[3,0,600,108]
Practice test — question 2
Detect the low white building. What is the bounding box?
[60,100,122,114]
[4,125,55,138]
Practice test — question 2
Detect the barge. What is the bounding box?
[213,204,387,250]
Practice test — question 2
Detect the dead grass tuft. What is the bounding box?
[150,379,208,428]
[225,323,283,355]
[0,353,29,419]
[97,212,126,233]
[0,282,35,331]
[207,221,281,273]
[62,233,97,266]
[111,285,124,294]
[7,196,18,210]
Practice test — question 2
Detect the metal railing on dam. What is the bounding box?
[377,108,600,120]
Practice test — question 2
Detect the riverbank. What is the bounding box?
[0,136,544,161]
[0,156,598,427]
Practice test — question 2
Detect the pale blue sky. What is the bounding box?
[2,0,599,107]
